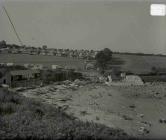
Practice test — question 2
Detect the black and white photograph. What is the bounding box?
[0,0,166,139]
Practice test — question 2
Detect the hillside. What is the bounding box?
[1,53,166,74]
[112,54,166,74]
[19,80,166,138]
[0,88,128,139]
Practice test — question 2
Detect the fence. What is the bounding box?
[11,78,42,88]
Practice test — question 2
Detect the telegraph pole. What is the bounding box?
[2,5,23,46]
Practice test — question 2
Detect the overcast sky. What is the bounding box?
[0,0,166,54]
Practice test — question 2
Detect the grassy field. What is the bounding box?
[0,88,128,139]
[112,54,166,74]
[0,54,85,70]
[1,53,166,74]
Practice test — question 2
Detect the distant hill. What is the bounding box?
[112,53,166,74]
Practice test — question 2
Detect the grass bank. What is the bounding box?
[0,88,128,140]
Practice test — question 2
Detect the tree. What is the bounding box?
[0,72,3,78]
[95,48,112,73]
[42,45,47,50]
[0,40,6,48]
[151,66,158,75]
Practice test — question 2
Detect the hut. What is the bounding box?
[0,68,41,87]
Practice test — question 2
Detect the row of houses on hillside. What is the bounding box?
[0,41,98,60]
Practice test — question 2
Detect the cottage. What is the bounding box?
[52,65,63,70]
[0,48,9,54]
[11,48,19,54]
[24,64,44,70]
[0,69,41,87]
[31,64,43,70]
[6,63,14,66]
[85,63,95,70]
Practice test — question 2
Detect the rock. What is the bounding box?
[61,105,69,110]
[56,85,66,90]
[80,110,88,116]
[96,116,100,120]
[139,127,150,134]
[139,114,144,118]
[69,83,76,87]
[58,97,71,102]
[74,79,86,86]
[141,121,151,126]
[74,79,81,84]
[159,119,166,123]
[122,115,133,120]
[159,119,163,123]
[108,93,112,96]
[63,80,72,85]
[129,104,136,109]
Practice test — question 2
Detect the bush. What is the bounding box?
[0,103,16,115]
[0,89,21,104]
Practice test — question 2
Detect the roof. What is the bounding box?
[10,69,40,76]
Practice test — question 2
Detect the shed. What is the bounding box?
[0,69,41,87]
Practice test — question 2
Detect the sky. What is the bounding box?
[0,0,166,54]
